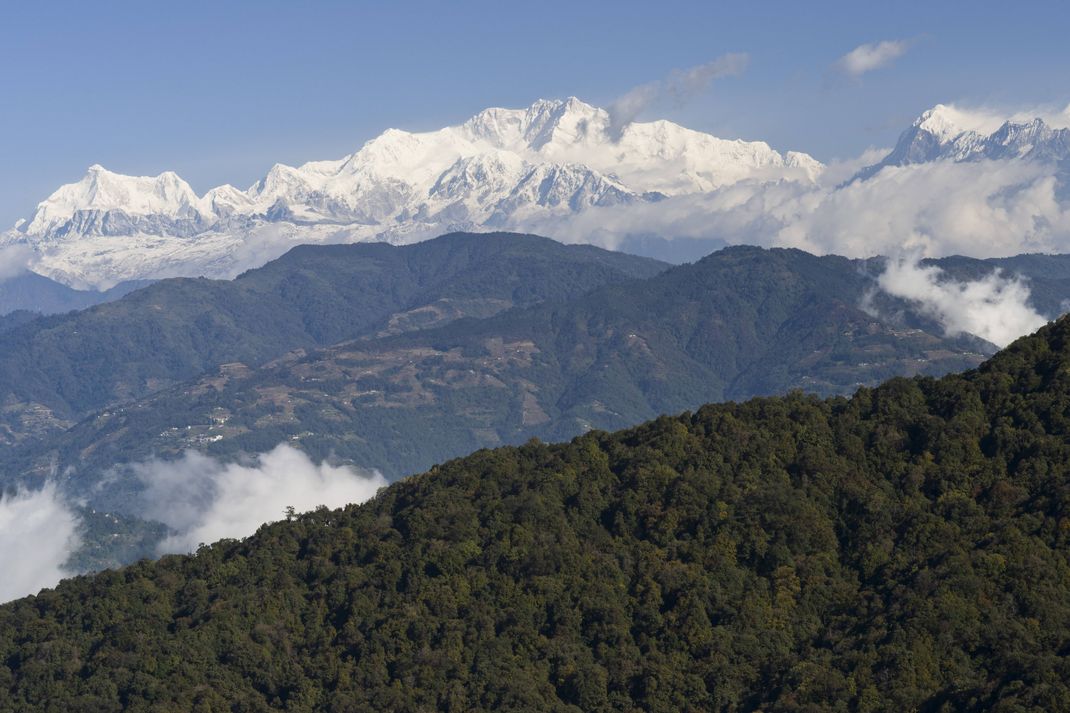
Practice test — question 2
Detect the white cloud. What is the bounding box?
[877,256,1047,347]
[608,53,749,138]
[836,40,909,77]
[776,160,1070,258]
[0,483,81,603]
[0,445,388,602]
[528,157,1070,260]
[519,152,1070,345]
[132,444,388,554]
[0,244,35,282]
[665,54,751,100]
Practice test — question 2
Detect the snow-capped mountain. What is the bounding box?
[24,165,217,240]
[854,104,1070,180]
[2,98,822,288]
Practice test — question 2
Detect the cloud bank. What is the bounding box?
[608,53,749,138]
[0,244,35,282]
[520,155,1070,345]
[836,40,910,77]
[0,483,81,603]
[133,444,388,554]
[0,445,387,601]
[529,159,1070,260]
[877,257,1047,347]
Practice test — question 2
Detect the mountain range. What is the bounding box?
[0,98,820,289]
[4,307,1070,710]
[4,98,1070,292]
[854,103,1070,180]
[4,232,1070,571]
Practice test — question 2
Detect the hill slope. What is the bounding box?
[0,273,150,316]
[4,245,995,509]
[0,232,665,445]
[2,316,1070,710]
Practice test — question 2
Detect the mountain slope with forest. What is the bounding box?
[0,232,665,445]
[3,245,997,510]
[2,315,1070,711]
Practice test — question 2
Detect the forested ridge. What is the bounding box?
[3,316,1070,711]
[0,232,664,446]
[4,244,991,506]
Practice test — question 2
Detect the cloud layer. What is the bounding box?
[521,154,1070,345]
[529,158,1070,260]
[836,40,909,77]
[0,483,81,603]
[134,444,388,554]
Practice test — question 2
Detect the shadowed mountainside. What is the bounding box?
[0,232,666,446]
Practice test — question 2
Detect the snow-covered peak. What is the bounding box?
[10,97,825,286]
[785,151,824,175]
[913,104,979,143]
[23,98,822,238]
[204,184,253,216]
[458,97,820,190]
[25,165,210,236]
[236,96,821,215]
[461,97,607,152]
[855,104,1070,180]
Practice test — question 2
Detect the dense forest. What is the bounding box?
[2,314,1070,710]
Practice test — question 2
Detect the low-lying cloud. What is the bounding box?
[519,154,1070,345]
[0,445,388,602]
[133,444,388,554]
[0,244,35,282]
[877,257,1047,347]
[527,158,1070,260]
[608,53,749,139]
[0,483,81,603]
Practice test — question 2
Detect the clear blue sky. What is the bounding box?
[2,0,1069,226]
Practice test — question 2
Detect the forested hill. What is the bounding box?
[0,232,665,445]
[4,244,991,509]
[3,317,1070,711]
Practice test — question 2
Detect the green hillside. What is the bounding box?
[10,245,990,513]
[0,233,665,445]
[2,315,1069,711]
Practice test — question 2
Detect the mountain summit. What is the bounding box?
[1,98,821,288]
[854,104,1070,180]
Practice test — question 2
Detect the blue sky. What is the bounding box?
[2,0,1069,227]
